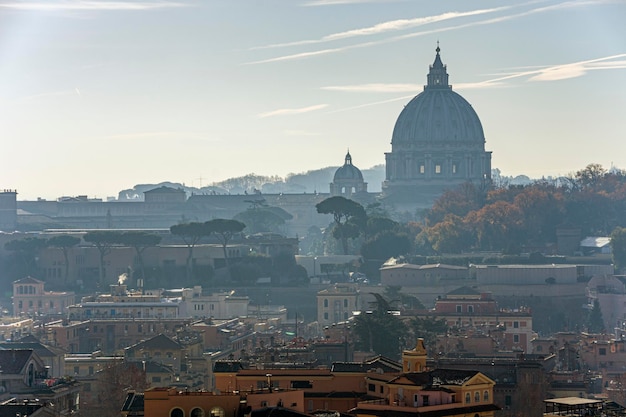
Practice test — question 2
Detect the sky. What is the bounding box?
[1,0,625,200]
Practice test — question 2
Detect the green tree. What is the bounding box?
[611,227,626,273]
[84,231,123,285]
[383,285,425,310]
[205,218,246,267]
[118,231,162,282]
[360,231,411,261]
[587,299,605,333]
[316,196,366,255]
[234,206,290,234]
[4,237,48,278]
[353,293,407,359]
[410,316,448,353]
[47,235,81,284]
[170,222,210,280]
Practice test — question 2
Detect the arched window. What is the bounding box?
[170,408,184,417]
[210,407,225,417]
[483,390,489,401]
[474,391,480,402]
[465,393,471,403]
[191,408,205,417]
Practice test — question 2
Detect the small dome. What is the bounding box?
[391,46,485,146]
[333,152,364,182]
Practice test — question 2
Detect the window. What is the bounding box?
[324,312,329,320]
[152,376,162,383]
[452,164,457,174]
[435,164,441,174]
[368,383,375,392]
[505,395,512,406]
[192,408,206,417]
[456,305,462,313]
[514,334,520,343]
[420,165,425,174]
[599,347,607,355]
[422,395,429,406]
[324,299,328,308]
[468,305,474,313]
[465,393,471,403]
[514,321,519,328]
[170,410,184,417]
[292,381,313,389]
[475,391,480,402]
[344,299,348,307]
[483,391,489,401]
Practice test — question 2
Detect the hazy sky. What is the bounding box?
[1,0,625,200]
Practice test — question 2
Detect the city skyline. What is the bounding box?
[1,0,625,200]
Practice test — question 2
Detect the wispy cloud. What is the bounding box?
[322,83,420,93]
[257,104,328,118]
[325,54,626,113]
[0,1,186,11]
[246,0,615,65]
[325,94,414,114]
[302,0,401,6]
[254,6,508,50]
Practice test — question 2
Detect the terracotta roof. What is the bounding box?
[388,369,479,387]
[331,356,401,373]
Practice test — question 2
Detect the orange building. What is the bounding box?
[139,387,304,417]
[213,356,402,413]
[353,339,499,417]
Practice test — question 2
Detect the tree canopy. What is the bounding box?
[316,196,366,255]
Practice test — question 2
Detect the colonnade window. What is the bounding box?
[191,408,205,417]
[210,407,224,417]
[170,408,184,417]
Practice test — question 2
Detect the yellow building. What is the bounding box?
[353,339,499,417]
[317,284,360,326]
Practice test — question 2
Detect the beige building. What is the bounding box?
[317,284,360,326]
[12,276,75,317]
[380,263,468,286]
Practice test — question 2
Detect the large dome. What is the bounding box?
[391,46,485,147]
[382,45,492,210]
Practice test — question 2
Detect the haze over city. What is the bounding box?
[1,0,625,200]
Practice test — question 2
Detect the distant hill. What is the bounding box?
[117,166,552,201]
[117,165,386,201]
